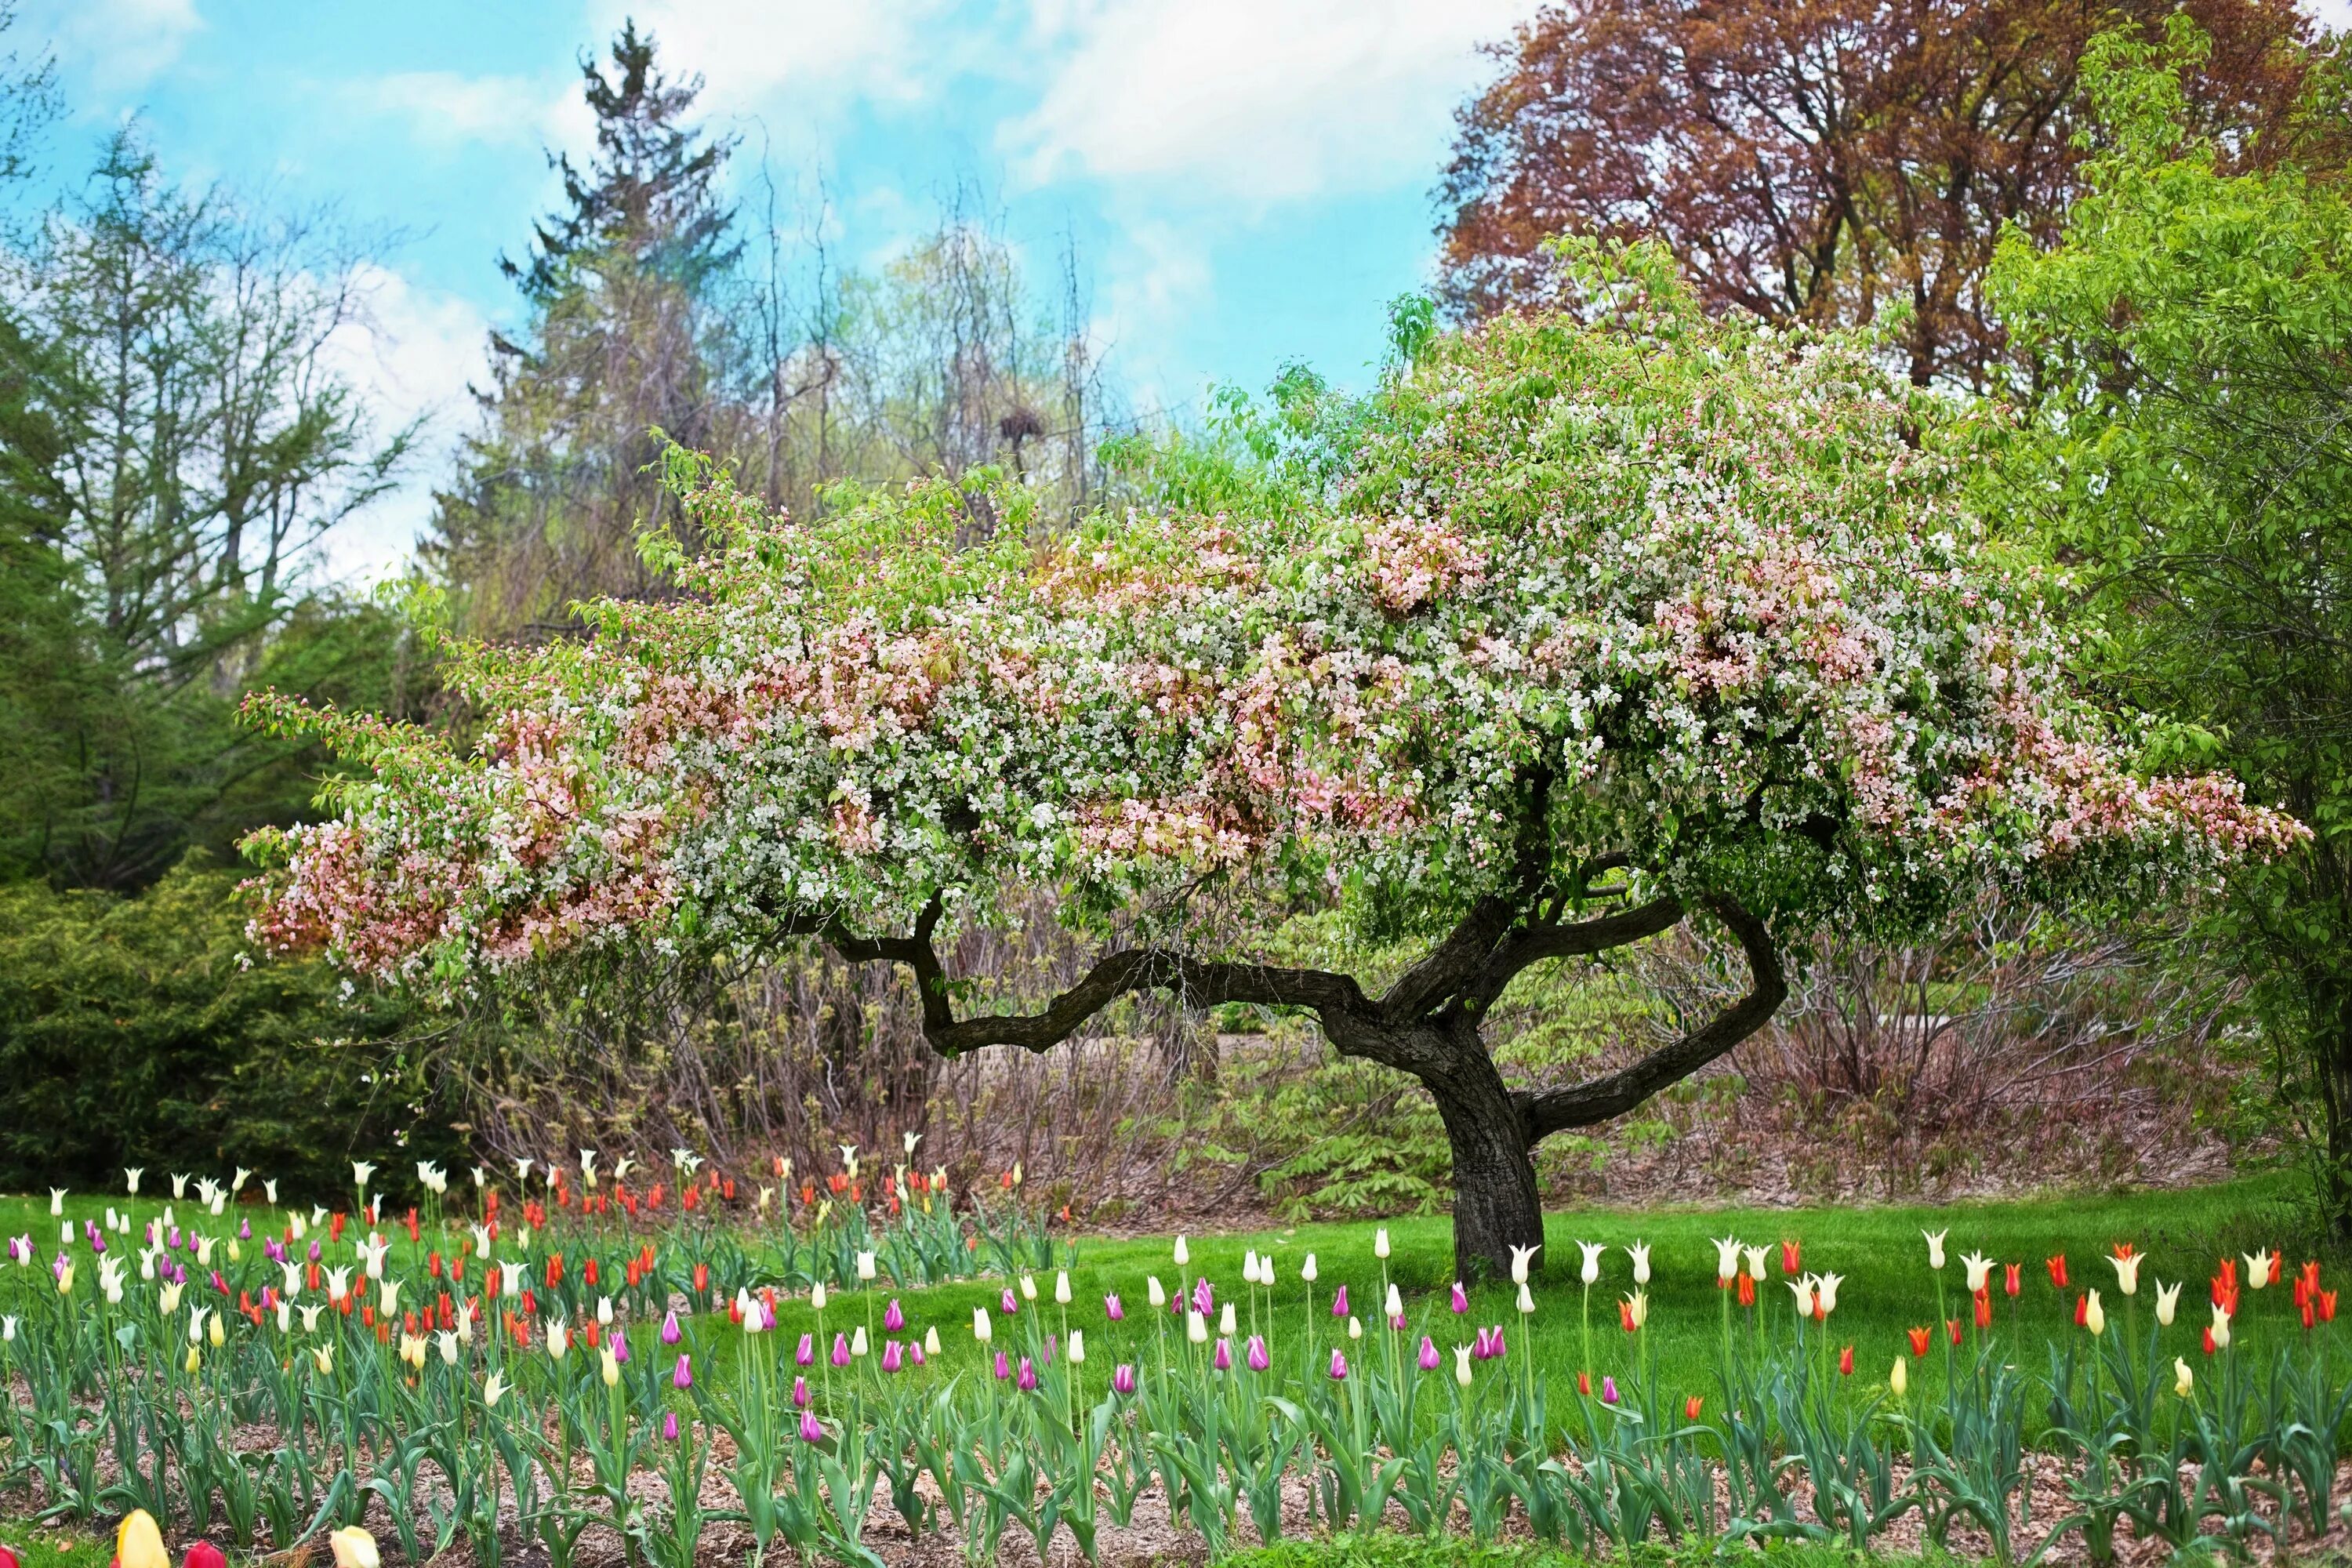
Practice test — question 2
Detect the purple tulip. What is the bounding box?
[882,1340,903,1373]
[307,1240,321,1262]
[1329,1349,1348,1381]
[994,1351,1011,1381]
[831,1333,850,1367]
[912,1343,927,1367]
[1214,1338,1232,1371]
[673,1354,693,1389]
[1112,1363,1137,1395]
[1192,1276,1214,1317]
[88,1233,105,1257]
[1450,1281,1468,1314]
[884,1298,904,1333]
[792,1375,809,1409]
[612,1328,630,1365]
[1491,1327,1508,1359]
[1602,1376,1619,1405]
[1418,1335,1439,1371]
[1331,1286,1349,1317]
[662,1410,680,1442]
[238,1218,250,1240]
[1390,1313,1406,1330]
[1002,1288,1018,1315]
[1044,1334,1058,1364]
[1247,1335,1269,1373]
[169,1227,182,1250]
[797,1333,815,1367]
[1017,1356,1037,1392]
[50,1252,64,1281]
[661,1310,682,1345]
[1105,1294,1123,1322]
[799,1410,823,1443]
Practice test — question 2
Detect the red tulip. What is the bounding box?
[2073,1294,2089,1327]
[1907,1326,1932,1357]
[1684,1395,1704,1419]
[2322,1290,2340,1323]
[2003,1262,2021,1298]
[1838,1345,1854,1375]
[2045,1254,2067,1289]
[184,1542,227,1568]
[1947,1318,1964,1345]
[1780,1240,1801,1274]
[1736,1274,1755,1308]
[1973,1288,1992,1330]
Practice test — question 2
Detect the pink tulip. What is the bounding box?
[1113,1363,1137,1395]
[831,1334,849,1367]
[1451,1281,1468,1313]
[662,1410,679,1441]
[1247,1335,1269,1372]
[882,1340,903,1373]
[884,1299,905,1333]
[1601,1376,1619,1405]
[661,1311,682,1345]
[1017,1356,1037,1391]
[1105,1294,1123,1321]
[673,1354,692,1389]
[1332,1286,1350,1317]
[1329,1348,1348,1381]
[1418,1336,1439,1371]
[796,1334,814,1367]
[799,1410,823,1443]
[1214,1338,1232,1370]
[792,1375,809,1409]
[994,1351,1010,1380]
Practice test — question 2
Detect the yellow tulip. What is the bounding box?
[2174,1357,2194,1397]
[183,1345,200,1374]
[329,1526,380,1568]
[1890,1359,1907,1398]
[116,1510,169,1568]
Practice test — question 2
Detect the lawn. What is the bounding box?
[0,1171,2309,1427]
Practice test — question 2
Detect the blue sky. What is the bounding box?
[14,0,1545,579]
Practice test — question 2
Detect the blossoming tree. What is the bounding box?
[245,260,2299,1277]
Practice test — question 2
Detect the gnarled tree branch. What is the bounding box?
[1512,895,1786,1142]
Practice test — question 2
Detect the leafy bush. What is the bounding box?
[0,860,463,1203]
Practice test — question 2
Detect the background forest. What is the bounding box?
[5,0,2350,1245]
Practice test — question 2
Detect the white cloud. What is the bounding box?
[1003,0,1533,202]
[313,263,492,584]
[2308,0,2352,31]
[599,0,955,116]
[362,72,580,154]
[1092,218,1210,400]
[26,0,202,93]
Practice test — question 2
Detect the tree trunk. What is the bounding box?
[1422,1028,1545,1283]
[2320,1002,2352,1247]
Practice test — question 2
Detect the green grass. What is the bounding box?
[0,1171,2314,1428]
[0,1521,108,1568]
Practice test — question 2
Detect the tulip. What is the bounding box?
[1055,1270,1072,1305]
[2046,1254,2069,1288]
[793,1375,810,1407]
[1907,1326,1932,1357]
[1112,1363,1137,1395]
[1069,1329,1085,1365]
[183,1344,201,1374]
[661,1309,681,1345]
[47,1189,63,1218]
[1962,1252,1993,1293]
[1213,1338,1232,1371]
[1510,1244,1537,1283]
[2246,1250,2276,1290]
[1418,1334,1439,1370]
[1628,1241,1651,1284]
[884,1298,906,1332]
[1621,1290,1648,1330]
[1002,1288,1018,1315]
[674,1353,693,1389]
[482,1373,506,1408]
[1301,1254,1317,1283]
[925,1325,942,1355]
[2110,1251,2143,1297]
[328,1529,379,1568]
[1374,1229,1389,1259]
[2084,1290,2107,1336]
[1219,1302,1237,1336]
[600,1348,620,1387]
[851,1327,868,1359]
[1332,1286,1349,1317]
[1188,1310,1208,1345]
[1173,1235,1189,1266]
[186,1541,227,1568]
[1685,1394,1704,1420]
[811,1281,827,1311]
[1601,1376,1619,1405]
[1147,1276,1167,1308]
[972,1308,992,1345]
[1517,1282,1535,1315]
[1105,1293,1123,1321]
[1450,1280,1468,1314]
[1577,1240,1604,1284]
[2005,1262,2021,1297]
[1780,1239,1801,1274]
[882,1340,904,1373]
[1744,1245,1767,1283]
[1816,1272,1843,1315]
[832,1333,850,1367]
[662,1410,680,1442]
[1923,1229,1947,1270]
[1348,1314,1363,1340]
[800,1410,824,1443]
[2156,1280,2181,1326]
[1712,1235,1743,1283]
[2211,1304,2232,1349]
[857,1250,877,1283]
[1789,1277,1817,1317]
[1017,1356,1037,1391]
[1454,1344,1474,1387]
[1890,1359,1907,1397]
[2175,1357,2194,1397]
[1328,1348,1348,1381]
[1839,1345,1853,1375]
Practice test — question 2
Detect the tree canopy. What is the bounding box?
[246,256,2296,1272]
[1436,0,2334,387]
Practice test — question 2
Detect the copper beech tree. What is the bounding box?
[245,271,2299,1278]
[1438,0,2332,387]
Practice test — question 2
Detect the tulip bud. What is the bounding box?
[1890,1358,1907,1397]
[2174,1356,2194,1397]
[1147,1276,1167,1308]
[1173,1236,1189,1267]
[1374,1229,1389,1259]
[1301,1253,1317,1283]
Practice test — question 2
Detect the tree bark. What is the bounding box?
[1420,1023,1547,1283]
